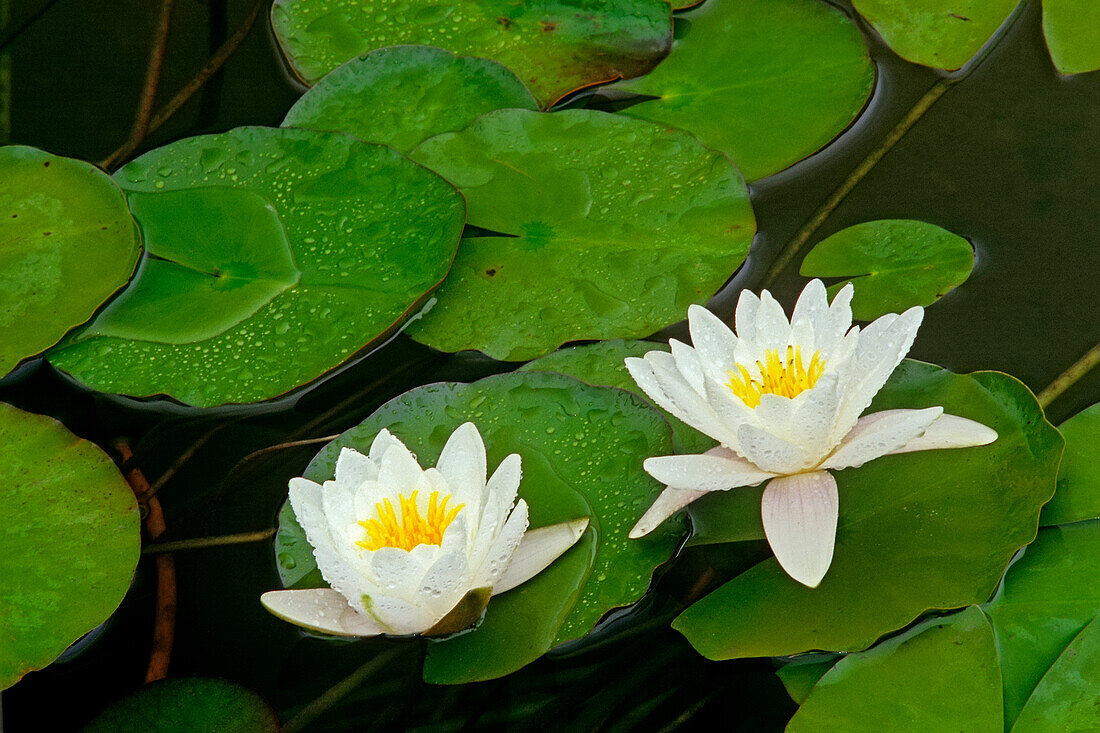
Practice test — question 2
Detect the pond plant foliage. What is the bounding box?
[0,0,1097,730]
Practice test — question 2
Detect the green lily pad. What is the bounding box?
[407,108,754,361]
[613,0,874,180]
[799,219,975,321]
[850,0,1017,70]
[674,361,1062,660]
[0,146,141,376]
[786,606,1002,732]
[281,45,538,153]
[984,520,1100,726]
[0,402,139,689]
[1040,404,1100,527]
[777,657,839,705]
[48,127,465,407]
[270,0,673,108]
[1043,0,1100,75]
[1012,615,1100,733]
[518,339,715,453]
[276,370,680,683]
[83,677,279,732]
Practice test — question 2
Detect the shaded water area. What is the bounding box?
[1,0,1097,729]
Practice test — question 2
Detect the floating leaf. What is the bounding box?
[83,678,279,732]
[518,339,715,453]
[1012,615,1100,732]
[1040,404,1100,527]
[613,0,874,180]
[799,219,975,320]
[786,607,1002,732]
[674,362,1061,659]
[270,0,673,107]
[0,402,139,689]
[48,127,465,407]
[0,146,141,376]
[408,109,754,361]
[1042,0,1100,75]
[777,657,838,705]
[275,371,680,683]
[851,0,1017,70]
[984,520,1100,726]
[282,45,538,152]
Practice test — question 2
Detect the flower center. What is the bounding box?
[726,345,826,408]
[356,490,464,552]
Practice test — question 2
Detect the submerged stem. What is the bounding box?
[1037,341,1100,409]
[142,528,276,554]
[282,647,405,733]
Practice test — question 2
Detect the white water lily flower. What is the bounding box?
[625,279,998,588]
[261,422,588,637]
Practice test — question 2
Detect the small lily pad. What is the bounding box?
[786,607,1003,732]
[275,371,680,683]
[0,146,141,376]
[777,657,839,705]
[48,127,465,407]
[1043,0,1100,75]
[0,402,140,689]
[83,677,279,732]
[408,108,754,361]
[270,0,673,107]
[1040,404,1100,527]
[613,0,875,180]
[984,520,1100,727]
[518,339,715,453]
[851,0,1017,70]
[799,219,975,320]
[1012,615,1100,733]
[674,362,1062,660]
[282,45,538,152]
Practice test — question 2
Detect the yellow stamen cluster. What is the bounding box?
[727,345,826,408]
[357,491,464,552]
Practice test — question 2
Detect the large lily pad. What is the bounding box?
[800,219,975,321]
[270,0,673,107]
[48,127,465,407]
[613,0,874,180]
[1043,0,1100,75]
[282,45,538,153]
[1012,615,1100,733]
[518,339,714,453]
[851,0,1017,70]
[674,362,1062,659]
[83,678,279,732]
[276,371,681,683]
[0,146,141,376]
[1040,404,1100,527]
[408,108,755,361]
[786,607,1002,733]
[0,402,140,689]
[984,520,1100,726]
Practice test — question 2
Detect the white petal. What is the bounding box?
[475,499,530,588]
[761,472,839,588]
[688,304,740,379]
[366,594,440,635]
[629,355,734,444]
[642,449,773,491]
[817,283,855,356]
[821,407,943,470]
[334,447,378,488]
[368,428,405,462]
[261,589,385,637]
[371,547,427,597]
[628,487,709,539]
[669,338,707,395]
[735,289,760,343]
[889,413,998,454]
[737,423,815,474]
[376,437,425,492]
[493,515,589,594]
[755,289,792,350]
[789,279,829,348]
[436,422,487,494]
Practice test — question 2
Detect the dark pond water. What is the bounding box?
[1,0,1097,729]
